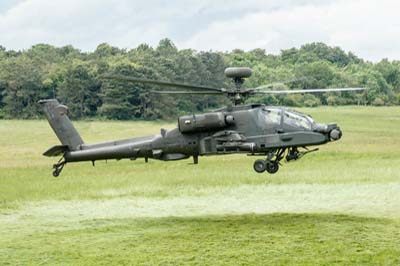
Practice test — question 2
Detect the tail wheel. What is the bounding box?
[53,169,60,177]
[253,159,266,173]
[52,160,66,178]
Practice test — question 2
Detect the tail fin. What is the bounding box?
[39,99,84,151]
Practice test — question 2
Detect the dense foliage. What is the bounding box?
[0,40,399,120]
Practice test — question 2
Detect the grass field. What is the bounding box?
[0,106,400,265]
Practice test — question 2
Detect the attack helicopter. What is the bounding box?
[40,67,364,177]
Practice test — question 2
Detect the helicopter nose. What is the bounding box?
[330,127,342,141]
[313,123,342,141]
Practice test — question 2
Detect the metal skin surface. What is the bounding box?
[40,99,341,176]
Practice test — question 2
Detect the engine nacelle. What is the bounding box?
[178,112,229,133]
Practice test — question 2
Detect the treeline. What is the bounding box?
[0,39,399,120]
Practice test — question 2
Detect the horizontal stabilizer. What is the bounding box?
[43,145,69,157]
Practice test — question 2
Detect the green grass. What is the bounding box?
[0,106,400,265]
[2,214,400,266]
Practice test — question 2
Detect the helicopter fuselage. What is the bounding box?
[41,100,341,175]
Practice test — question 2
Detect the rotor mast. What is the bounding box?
[224,67,253,105]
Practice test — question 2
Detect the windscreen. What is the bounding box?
[260,108,282,125]
[283,110,313,130]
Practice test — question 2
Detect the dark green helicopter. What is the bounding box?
[40,67,364,177]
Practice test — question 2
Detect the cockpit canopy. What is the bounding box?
[259,107,314,131]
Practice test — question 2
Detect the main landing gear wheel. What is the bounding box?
[266,161,279,174]
[253,148,286,174]
[253,159,266,173]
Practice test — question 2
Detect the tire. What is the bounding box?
[266,162,279,174]
[253,159,266,173]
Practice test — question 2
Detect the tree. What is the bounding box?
[156,39,178,57]
[0,56,49,118]
[94,43,124,58]
[0,41,398,120]
[57,62,100,118]
[375,59,400,93]
[99,63,163,119]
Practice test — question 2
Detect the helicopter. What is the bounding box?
[40,67,364,177]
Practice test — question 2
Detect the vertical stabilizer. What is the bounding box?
[39,99,84,150]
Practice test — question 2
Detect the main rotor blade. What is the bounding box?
[101,74,223,92]
[254,87,366,94]
[253,76,308,90]
[150,91,223,95]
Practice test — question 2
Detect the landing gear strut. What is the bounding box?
[52,157,66,177]
[252,146,319,174]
